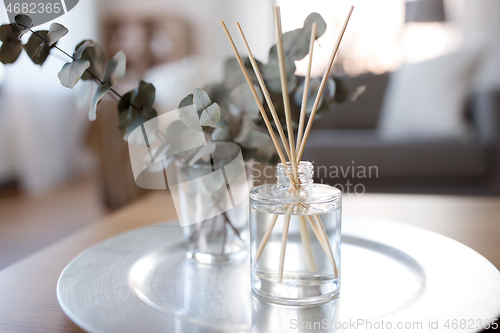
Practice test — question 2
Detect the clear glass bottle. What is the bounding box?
[249,161,342,305]
[176,160,249,264]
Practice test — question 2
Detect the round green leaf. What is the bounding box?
[23,30,51,65]
[123,106,158,146]
[261,57,297,94]
[178,104,201,132]
[58,60,90,88]
[103,50,126,86]
[75,40,106,81]
[89,83,111,121]
[193,88,212,113]
[229,83,262,120]
[273,12,327,62]
[46,23,68,46]
[0,25,22,64]
[118,91,135,131]
[200,103,221,126]
[14,14,32,35]
[74,41,94,60]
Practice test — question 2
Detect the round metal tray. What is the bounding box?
[57,216,500,332]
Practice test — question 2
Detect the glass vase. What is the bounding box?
[249,161,342,305]
[176,161,251,264]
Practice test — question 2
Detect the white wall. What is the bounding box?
[446,0,500,91]
[98,0,275,63]
[0,0,99,193]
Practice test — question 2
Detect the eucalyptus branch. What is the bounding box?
[26,27,140,113]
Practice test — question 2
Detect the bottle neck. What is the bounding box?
[276,161,314,193]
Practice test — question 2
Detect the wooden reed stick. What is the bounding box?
[296,6,354,163]
[235,22,292,162]
[274,7,299,185]
[312,214,338,277]
[296,23,317,152]
[299,215,317,272]
[305,215,338,277]
[220,21,288,167]
[254,213,280,264]
[278,205,293,283]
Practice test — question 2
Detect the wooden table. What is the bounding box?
[0,192,499,333]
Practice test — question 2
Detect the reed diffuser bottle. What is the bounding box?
[249,161,342,305]
[220,1,353,307]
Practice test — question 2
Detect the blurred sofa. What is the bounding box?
[303,73,500,195]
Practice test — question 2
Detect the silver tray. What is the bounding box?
[57,216,500,333]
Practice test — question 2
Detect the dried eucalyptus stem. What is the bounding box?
[25,27,139,112]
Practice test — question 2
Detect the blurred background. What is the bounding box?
[1,0,499,269]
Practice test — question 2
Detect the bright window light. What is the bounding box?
[276,0,405,76]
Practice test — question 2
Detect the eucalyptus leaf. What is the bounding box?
[89,83,111,121]
[193,88,212,113]
[200,103,221,126]
[135,80,155,109]
[0,25,22,64]
[294,77,336,113]
[261,57,296,93]
[14,14,32,35]
[178,104,201,131]
[75,40,106,80]
[268,12,326,62]
[229,83,262,120]
[23,30,51,65]
[46,23,68,46]
[74,41,94,60]
[58,60,90,88]
[118,81,156,131]
[240,129,274,162]
[178,94,193,109]
[283,13,327,60]
[0,25,20,42]
[103,50,126,86]
[124,106,158,146]
[192,88,221,126]
[118,91,135,131]
[0,43,22,64]
[188,143,216,167]
[178,94,202,131]
[304,13,327,37]
[223,58,247,90]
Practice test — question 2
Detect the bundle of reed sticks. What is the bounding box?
[221,5,354,283]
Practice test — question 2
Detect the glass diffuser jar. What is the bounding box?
[249,161,342,305]
[175,161,249,264]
